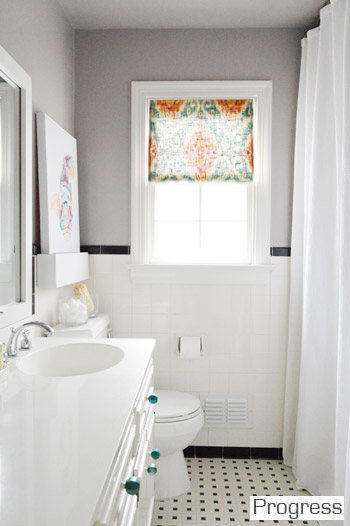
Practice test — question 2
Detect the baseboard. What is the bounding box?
[184,446,283,460]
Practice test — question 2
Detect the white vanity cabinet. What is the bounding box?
[91,359,157,526]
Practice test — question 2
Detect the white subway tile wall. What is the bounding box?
[87,255,290,448]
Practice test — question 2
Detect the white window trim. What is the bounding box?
[131,81,272,281]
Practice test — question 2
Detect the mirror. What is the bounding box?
[0,75,20,305]
[0,46,32,328]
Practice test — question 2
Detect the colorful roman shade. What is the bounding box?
[149,99,254,182]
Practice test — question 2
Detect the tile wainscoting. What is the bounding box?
[85,255,290,449]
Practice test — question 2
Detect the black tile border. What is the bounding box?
[184,446,195,458]
[223,447,251,459]
[32,244,131,255]
[80,245,101,254]
[251,447,281,460]
[35,244,287,258]
[80,245,131,255]
[184,446,283,460]
[270,247,291,257]
[101,245,130,255]
[195,446,222,458]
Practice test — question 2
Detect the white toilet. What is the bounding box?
[52,316,204,500]
[154,390,204,500]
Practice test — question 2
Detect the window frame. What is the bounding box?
[131,81,272,267]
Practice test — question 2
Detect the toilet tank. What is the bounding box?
[52,313,111,339]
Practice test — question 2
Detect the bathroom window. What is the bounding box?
[149,182,252,263]
[149,98,253,263]
[131,81,272,267]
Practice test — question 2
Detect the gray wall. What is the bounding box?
[0,0,75,243]
[75,29,303,247]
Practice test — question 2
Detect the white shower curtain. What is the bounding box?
[283,0,350,523]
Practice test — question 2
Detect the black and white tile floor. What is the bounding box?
[152,458,319,526]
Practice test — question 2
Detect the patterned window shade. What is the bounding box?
[149,99,254,182]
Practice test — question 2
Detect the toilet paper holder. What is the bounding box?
[177,337,203,353]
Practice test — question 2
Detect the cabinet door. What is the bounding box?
[92,418,137,526]
[134,406,156,526]
[92,358,156,526]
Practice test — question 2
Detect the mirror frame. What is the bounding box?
[0,46,32,328]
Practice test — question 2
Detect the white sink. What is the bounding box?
[17,342,124,377]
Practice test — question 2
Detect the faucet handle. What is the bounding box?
[19,330,32,350]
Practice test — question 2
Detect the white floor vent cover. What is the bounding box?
[200,394,252,428]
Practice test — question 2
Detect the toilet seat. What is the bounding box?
[155,390,202,423]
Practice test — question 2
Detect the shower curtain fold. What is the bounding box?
[283,0,350,523]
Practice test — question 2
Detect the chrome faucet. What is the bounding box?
[6,321,54,358]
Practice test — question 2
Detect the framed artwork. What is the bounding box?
[37,113,80,254]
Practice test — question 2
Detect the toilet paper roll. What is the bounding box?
[179,336,201,359]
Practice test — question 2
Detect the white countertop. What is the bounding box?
[0,337,155,526]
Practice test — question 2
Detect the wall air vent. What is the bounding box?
[200,394,252,429]
[202,397,226,426]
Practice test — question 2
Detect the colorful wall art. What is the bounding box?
[37,113,80,254]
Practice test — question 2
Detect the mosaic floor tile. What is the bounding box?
[151,458,319,526]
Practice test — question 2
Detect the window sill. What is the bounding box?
[127,263,274,285]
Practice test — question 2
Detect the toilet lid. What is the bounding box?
[155,390,202,422]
